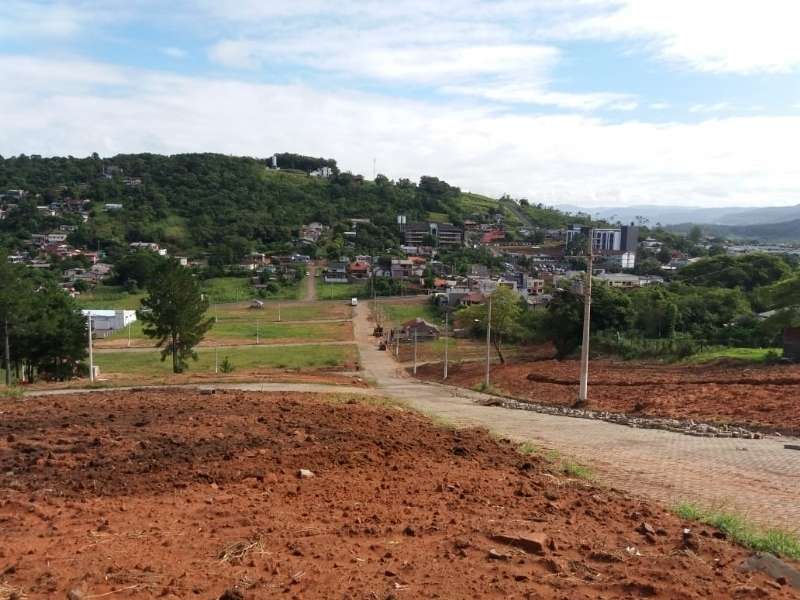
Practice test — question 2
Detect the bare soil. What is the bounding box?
[416,359,800,435]
[0,390,796,599]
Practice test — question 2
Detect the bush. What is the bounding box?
[592,332,701,361]
[220,357,235,373]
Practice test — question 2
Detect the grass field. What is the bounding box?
[316,280,367,300]
[214,301,351,322]
[77,286,145,309]
[378,301,442,327]
[95,319,352,348]
[683,347,783,364]
[201,276,303,303]
[94,344,358,375]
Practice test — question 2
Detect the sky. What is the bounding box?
[2,1,800,208]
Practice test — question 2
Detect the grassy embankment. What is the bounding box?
[94,344,358,376]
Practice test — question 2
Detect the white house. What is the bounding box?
[81,309,137,332]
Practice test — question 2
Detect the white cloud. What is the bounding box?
[689,102,733,114]
[2,55,799,208]
[649,102,670,110]
[161,47,186,59]
[563,0,800,74]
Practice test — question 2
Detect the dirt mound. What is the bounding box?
[0,390,796,598]
[419,360,800,435]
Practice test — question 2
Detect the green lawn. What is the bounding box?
[315,280,367,301]
[683,347,783,364]
[201,276,303,303]
[77,286,145,309]
[94,344,358,375]
[97,319,351,347]
[378,301,441,327]
[214,301,351,322]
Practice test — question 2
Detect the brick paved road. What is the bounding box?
[354,303,800,533]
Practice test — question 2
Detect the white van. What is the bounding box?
[351,297,358,306]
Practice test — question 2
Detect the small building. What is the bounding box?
[82,309,137,333]
[397,318,440,341]
[347,261,371,280]
[784,327,800,362]
[324,262,349,283]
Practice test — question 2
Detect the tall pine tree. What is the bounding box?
[139,259,213,373]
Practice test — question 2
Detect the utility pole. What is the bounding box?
[88,314,94,383]
[256,320,260,345]
[577,229,594,406]
[3,317,11,386]
[443,310,448,380]
[395,329,400,357]
[413,329,418,375]
[215,346,219,374]
[278,303,281,322]
[485,293,492,388]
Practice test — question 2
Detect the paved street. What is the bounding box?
[353,302,800,533]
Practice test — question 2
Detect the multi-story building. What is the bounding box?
[566,224,639,253]
[403,221,463,248]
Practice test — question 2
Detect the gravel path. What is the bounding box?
[353,303,800,533]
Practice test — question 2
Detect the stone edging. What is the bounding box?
[476,396,764,439]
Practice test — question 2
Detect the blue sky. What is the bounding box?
[2,0,800,207]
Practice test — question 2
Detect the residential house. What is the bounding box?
[46,232,68,244]
[347,261,371,280]
[299,222,325,243]
[397,318,440,341]
[480,228,506,244]
[129,242,167,256]
[310,166,333,177]
[104,203,124,211]
[324,261,349,283]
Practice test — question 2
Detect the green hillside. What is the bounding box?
[0,153,546,261]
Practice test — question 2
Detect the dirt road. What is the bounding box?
[353,303,800,533]
[304,264,317,301]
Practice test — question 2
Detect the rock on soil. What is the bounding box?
[0,389,797,599]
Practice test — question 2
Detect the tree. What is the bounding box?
[138,260,213,373]
[456,286,522,363]
[688,225,702,243]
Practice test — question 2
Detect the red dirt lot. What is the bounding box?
[0,389,796,599]
[417,359,800,435]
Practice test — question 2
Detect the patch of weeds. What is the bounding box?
[0,386,24,399]
[544,449,561,462]
[517,442,539,456]
[560,461,593,480]
[673,501,800,560]
[472,381,504,395]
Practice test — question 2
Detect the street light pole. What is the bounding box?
[443,310,448,380]
[3,317,11,386]
[88,314,94,383]
[577,229,594,406]
[485,293,492,388]
[413,329,418,375]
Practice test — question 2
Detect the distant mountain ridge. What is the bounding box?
[669,218,800,243]
[556,203,800,227]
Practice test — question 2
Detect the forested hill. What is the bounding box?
[0,152,576,261]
